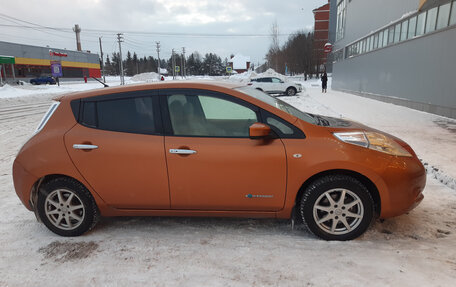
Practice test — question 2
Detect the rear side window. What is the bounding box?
[80,97,157,135]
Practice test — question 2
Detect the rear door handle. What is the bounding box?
[73,144,98,150]
[169,149,197,155]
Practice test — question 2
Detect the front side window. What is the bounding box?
[271,78,282,83]
[167,94,258,137]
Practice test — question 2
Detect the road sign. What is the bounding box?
[226,66,233,73]
[175,66,180,73]
[324,43,333,53]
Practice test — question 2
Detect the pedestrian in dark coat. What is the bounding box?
[321,72,328,93]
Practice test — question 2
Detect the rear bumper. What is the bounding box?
[12,160,38,211]
[379,155,426,218]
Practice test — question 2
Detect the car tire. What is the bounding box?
[300,175,374,241]
[286,87,297,96]
[37,177,99,237]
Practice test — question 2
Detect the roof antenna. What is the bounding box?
[91,77,109,87]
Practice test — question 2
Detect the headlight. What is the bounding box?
[334,131,412,157]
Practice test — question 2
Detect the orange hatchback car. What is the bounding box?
[13,81,426,240]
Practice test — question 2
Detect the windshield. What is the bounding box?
[236,86,317,124]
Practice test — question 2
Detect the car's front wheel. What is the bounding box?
[37,177,99,236]
[286,87,297,96]
[300,175,374,241]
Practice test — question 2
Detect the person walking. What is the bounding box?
[321,72,328,93]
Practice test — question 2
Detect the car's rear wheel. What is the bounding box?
[300,175,374,241]
[37,177,99,236]
[286,87,297,96]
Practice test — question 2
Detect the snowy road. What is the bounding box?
[0,79,455,287]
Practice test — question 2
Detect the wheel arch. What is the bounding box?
[30,174,95,212]
[294,169,381,217]
[287,86,297,91]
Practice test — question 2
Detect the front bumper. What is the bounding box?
[378,155,426,218]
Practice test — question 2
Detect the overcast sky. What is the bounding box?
[0,0,328,65]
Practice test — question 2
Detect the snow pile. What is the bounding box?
[228,70,257,82]
[130,72,160,82]
[423,162,456,191]
[257,68,286,81]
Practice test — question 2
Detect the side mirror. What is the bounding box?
[249,122,271,139]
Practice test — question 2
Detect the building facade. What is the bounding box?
[0,41,101,83]
[330,0,456,119]
[313,1,331,73]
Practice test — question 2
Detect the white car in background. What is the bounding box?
[248,77,302,96]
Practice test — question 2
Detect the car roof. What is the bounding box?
[56,81,246,101]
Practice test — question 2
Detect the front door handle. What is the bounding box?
[169,149,197,155]
[73,144,98,150]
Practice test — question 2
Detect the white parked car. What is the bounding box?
[249,77,302,96]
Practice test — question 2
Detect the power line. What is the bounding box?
[0,23,296,38]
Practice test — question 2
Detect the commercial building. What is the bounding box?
[329,0,456,119]
[0,41,101,83]
[313,0,331,73]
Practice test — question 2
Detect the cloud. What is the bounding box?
[0,0,328,64]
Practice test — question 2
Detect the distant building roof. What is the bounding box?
[228,54,251,70]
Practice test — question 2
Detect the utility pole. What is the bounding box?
[99,37,105,82]
[73,24,82,51]
[117,33,125,85]
[172,49,175,80]
[182,47,186,78]
[156,42,161,80]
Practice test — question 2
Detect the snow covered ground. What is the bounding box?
[0,76,455,287]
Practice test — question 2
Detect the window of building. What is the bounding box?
[336,0,347,41]
[425,6,438,33]
[416,11,426,36]
[400,20,409,41]
[366,37,371,52]
[378,31,384,48]
[382,29,388,47]
[394,23,401,43]
[449,1,456,26]
[388,26,395,45]
[408,16,417,38]
[437,2,451,29]
[373,33,378,49]
[369,35,374,51]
